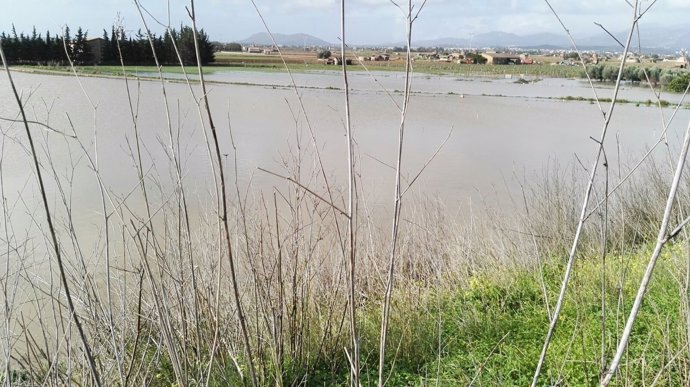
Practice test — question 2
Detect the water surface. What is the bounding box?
[0,69,687,240]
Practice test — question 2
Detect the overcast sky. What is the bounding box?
[1,0,686,44]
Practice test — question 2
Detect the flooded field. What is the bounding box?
[0,70,685,280]
[1,70,686,228]
[2,66,690,384]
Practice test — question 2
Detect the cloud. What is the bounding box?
[657,0,690,10]
[1,0,686,45]
[353,0,388,5]
[238,0,336,9]
[287,0,336,10]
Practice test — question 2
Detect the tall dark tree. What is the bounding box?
[177,26,196,65]
[72,27,92,65]
[110,27,120,64]
[196,28,214,65]
[100,29,114,64]
[175,26,214,66]
[44,30,55,64]
[61,26,72,60]
[0,24,215,66]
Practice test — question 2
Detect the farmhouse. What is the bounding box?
[370,54,390,61]
[481,52,521,65]
[318,56,353,65]
[245,46,263,54]
[520,54,534,64]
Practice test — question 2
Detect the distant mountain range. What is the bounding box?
[234,26,689,52]
[408,32,569,49]
[238,32,331,47]
[403,27,689,52]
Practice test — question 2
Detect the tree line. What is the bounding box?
[585,63,690,92]
[0,25,215,66]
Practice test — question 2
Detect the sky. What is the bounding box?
[0,0,687,45]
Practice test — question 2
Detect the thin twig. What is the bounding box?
[602,114,690,385]
[378,1,419,386]
[532,2,640,386]
[0,36,102,387]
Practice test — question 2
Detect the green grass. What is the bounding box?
[560,95,679,108]
[12,61,586,79]
[14,64,232,76]
[136,243,687,386]
[302,244,688,386]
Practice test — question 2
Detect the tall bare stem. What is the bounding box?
[601,120,690,385]
[531,2,640,386]
[187,1,258,385]
[339,1,359,385]
[378,1,426,386]
[0,37,101,387]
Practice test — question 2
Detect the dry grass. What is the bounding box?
[1,1,690,386]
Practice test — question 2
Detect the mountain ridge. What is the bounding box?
[238,32,332,47]
[234,27,688,52]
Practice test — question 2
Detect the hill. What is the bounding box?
[235,26,688,52]
[238,32,332,47]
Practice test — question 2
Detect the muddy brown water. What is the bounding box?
[1,69,689,356]
[0,69,687,264]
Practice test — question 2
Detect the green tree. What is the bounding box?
[163,28,176,64]
[44,31,55,63]
[100,29,114,64]
[587,64,604,81]
[602,65,618,82]
[110,27,122,64]
[226,42,242,52]
[174,26,214,65]
[647,67,661,86]
[465,52,486,64]
[668,71,690,92]
[72,27,92,64]
[197,28,214,64]
[62,26,73,60]
[317,49,332,59]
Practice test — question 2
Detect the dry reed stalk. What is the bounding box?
[601,115,690,385]
[187,1,258,385]
[131,4,233,381]
[0,37,101,386]
[248,1,358,384]
[378,2,427,386]
[338,1,360,385]
[531,2,640,385]
[57,29,131,385]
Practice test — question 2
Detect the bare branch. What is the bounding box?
[401,128,453,197]
[0,116,76,138]
[258,167,349,218]
[532,2,641,386]
[593,22,625,48]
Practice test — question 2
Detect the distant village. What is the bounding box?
[216,41,689,69]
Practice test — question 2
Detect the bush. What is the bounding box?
[585,64,690,92]
[667,71,690,92]
[317,49,331,59]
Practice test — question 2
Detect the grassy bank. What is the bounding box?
[7,240,690,386]
[6,147,690,386]
[305,245,687,386]
[12,60,587,79]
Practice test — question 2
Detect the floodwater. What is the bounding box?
[141,68,687,103]
[2,68,690,352]
[0,69,688,241]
